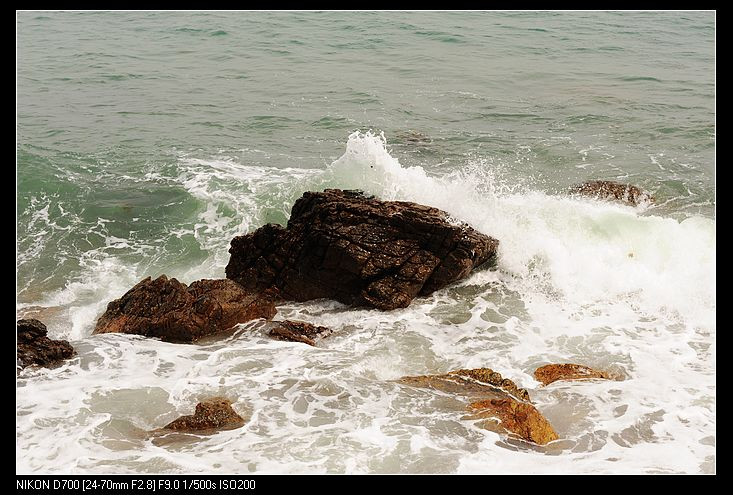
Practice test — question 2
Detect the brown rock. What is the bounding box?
[162,397,245,432]
[570,180,654,207]
[534,363,611,386]
[17,318,75,369]
[399,368,530,403]
[399,373,510,398]
[466,398,559,445]
[93,275,278,343]
[398,368,557,445]
[449,368,531,402]
[225,189,498,311]
[269,320,333,346]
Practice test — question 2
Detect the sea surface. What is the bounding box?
[17,11,715,474]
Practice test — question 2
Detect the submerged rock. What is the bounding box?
[226,189,498,311]
[93,276,278,343]
[398,368,557,445]
[570,180,654,207]
[17,319,75,369]
[394,130,432,145]
[534,363,611,386]
[269,320,333,346]
[162,397,246,432]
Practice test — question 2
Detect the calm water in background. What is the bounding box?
[17,11,715,474]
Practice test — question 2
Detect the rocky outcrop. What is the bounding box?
[226,189,498,311]
[269,320,333,346]
[93,276,278,343]
[162,397,245,432]
[534,363,611,386]
[398,368,557,445]
[570,180,654,207]
[17,318,75,369]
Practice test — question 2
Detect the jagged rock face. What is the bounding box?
[269,320,333,346]
[398,368,558,445]
[93,276,278,343]
[570,180,654,207]
[534,363,611,386]
[162,397,245,432]
[226,189,498,311]
[17,318,75,369]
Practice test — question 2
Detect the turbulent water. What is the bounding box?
[17,11,715,474]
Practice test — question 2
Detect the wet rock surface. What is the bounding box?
[93,275,278,343]
[466,398,559,445]
[17,318,75,369]
[534,363,611,386]
[398,368,530,402]
[226,189,498,311]
[268,320,334,346]
[162,397,246,432]
[570,180,654,207]
[448,368,532,402]
[398,368,557,445]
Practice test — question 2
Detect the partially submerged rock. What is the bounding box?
[226,189,498,311]
[17,318,75,369]
[399,368,530,402]
[269,320,333,346]
[93,276,278,343]
[394,130,432,145]
[570,180,654,207]
[466,398,559,445]
[448,368,532,402]
[398,368,557,445]
[534,363,611,386]
[162,397,245,432]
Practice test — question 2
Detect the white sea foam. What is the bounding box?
[16,131,715,474]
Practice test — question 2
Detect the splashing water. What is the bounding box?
[17,131,715,474]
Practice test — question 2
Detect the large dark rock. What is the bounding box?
[268,320,333,346]
[162,397,246,432]
[93,276,278,343]
[226,189,498,311]
[17,318,75,369]
[570,180,654,207]
[398,368,558,445]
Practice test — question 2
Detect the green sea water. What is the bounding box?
[17,11,714,299]
[17,11,715,474]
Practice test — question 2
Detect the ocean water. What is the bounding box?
[16,11,715,474]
